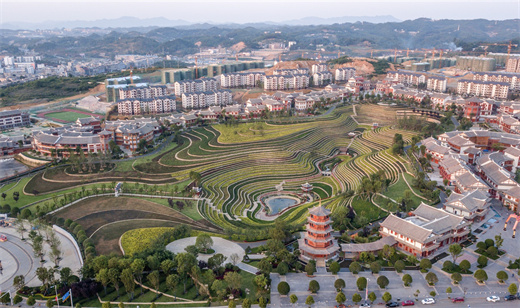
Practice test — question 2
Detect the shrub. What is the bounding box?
[382,292,392,303]
[486,246,498,259]
[121,227,177,255]
[377,275,389,289]
[305,261,316,276]
[352,293,362,304]
[451,273,462,284]
[334,278,345,291]
[370,261,381,274]
[309,280,320,293]
[443,260,454,272]
[509,283,518,295]
[64,219,73,227]
[477,255,488,268]
[476,241,487,251]
[277,262,289,276]
[20,209,32,219]
[420,259,432,272]
[394,260,405,273]
[277,281,290,295]
[425,272,438,286]
[474,269,488,283]
[336,292,346,304]
[497,270,508,283]
[349,261,362,274]
[329,261,340,274]
[459,260,471,273]
[484,239,494,248]
[357,277,367,290]
[402,274,413,286]
[27,296,36,306]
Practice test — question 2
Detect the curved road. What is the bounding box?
[0,230,38,291]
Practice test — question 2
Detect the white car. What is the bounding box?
[486,296,500,302]
[421,298,436,305]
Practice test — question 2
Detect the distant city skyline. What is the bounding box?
[0,1,518,26]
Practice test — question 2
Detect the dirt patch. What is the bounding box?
[230,42,247,53]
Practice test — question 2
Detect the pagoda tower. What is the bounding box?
[298,203,340,262]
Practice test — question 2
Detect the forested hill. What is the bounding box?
[1,18,519,57]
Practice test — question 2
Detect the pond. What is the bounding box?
[265,196,299,215]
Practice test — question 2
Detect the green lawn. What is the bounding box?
[213,121,316,144]
[45,111,93,122]
[383,174,424,209]
[140,196,203,221]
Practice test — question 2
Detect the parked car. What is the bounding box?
[504,294,517,301]
[386,302,400,307]
[451,297,465,303]
[0,234,7,242]
[486,295,500,302]
[360,302,371,308]
[421,298,435,305]
[401,300,415,306]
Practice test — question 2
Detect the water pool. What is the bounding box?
[265,196,299,214]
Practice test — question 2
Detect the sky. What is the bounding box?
[0,0,518,24]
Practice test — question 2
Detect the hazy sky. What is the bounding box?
[1,0,518,24]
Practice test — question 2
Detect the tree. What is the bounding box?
[448,244,463,263]
[118,303,124,308]
[228,300,236,308]
[336,292,346,304]
[242,298,252,308]
[131,259,145,295]
[96,268,110,295]
[474,269,488,283]
[334,279,345,291]
[357,277,367,290]
[425,272,438,286]
[258,296,267,308]
[382,292,392,303]
[27,296,36,306]
[420,259,432,272]
[402,274,413,286]
[370,262,381,274]
[497,270,508,283]
[377,275,390,289]
[13,295,22,305]
[477,255,488,268]
[208,253,227,271]
[486,246,498,259]
[368,292,377,303]
[229,253,241,266]
[394,260,405,273]
[278,281,290,295]
[46,298,54,308]
[101,303,111,308]
[166,274,179,301]
[459,260,471,273]
[277,261,289,275]
[451,273,462,284]
[290,294,298,306]
[446,287,452,298]
[508,283,518,295]
[476,241,487,251]
[224,271,242,292]
[352,293,362,304]
[329,261,340,274]
[211,280,227,302]
[349,261,362,274]
[108,268,121,298]
[430,291,436,297]
[258,259,272,275]
[495,234,504,250]
[120,269,135,300]
[305,295,315,307]
[13,275,25,291]
[175,252,197,294]
[305,261,316,276]
[485,238,495,248]
[195,233,213,253]
[308,280,320,293]
[161,259,175,275]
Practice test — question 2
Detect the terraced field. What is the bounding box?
[133,106,421,232]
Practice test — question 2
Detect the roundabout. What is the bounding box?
[165,236,245,262]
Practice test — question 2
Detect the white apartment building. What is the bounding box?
[472,72,520,90]
[219,72,265,88]
[117,97,176,116]
[312,71,333,86]
[335,67,356,82]
[456,80,510,99]
[174,78,218,96]
[119,85,168,100]
[426,76,447,92]
[181,90,233,109]
[311,63,328,75]
[264,74,310,91]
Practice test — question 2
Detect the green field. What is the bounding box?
[45,111,93,122]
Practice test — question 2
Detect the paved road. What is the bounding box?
[451,115,460,127]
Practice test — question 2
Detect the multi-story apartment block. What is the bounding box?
[273,68,309,75]
[173,78,218,96]
[264,74,310,91]
[0,110,31,130]
[181,90,233,109]
[456,79,510,99]
[472,72,520,90]
[117,96,176,116]
[506,57,520,73]
[386,70,427,86]
[335,67,356,82]
[312,71,333,86]
[219,72,265,88]
[311,63,328,75]
[119,85,167,100]
[426,76,447,92]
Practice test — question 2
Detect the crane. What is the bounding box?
[480,41,518,61]
[195,56,198,79]
[503,213,520,238]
